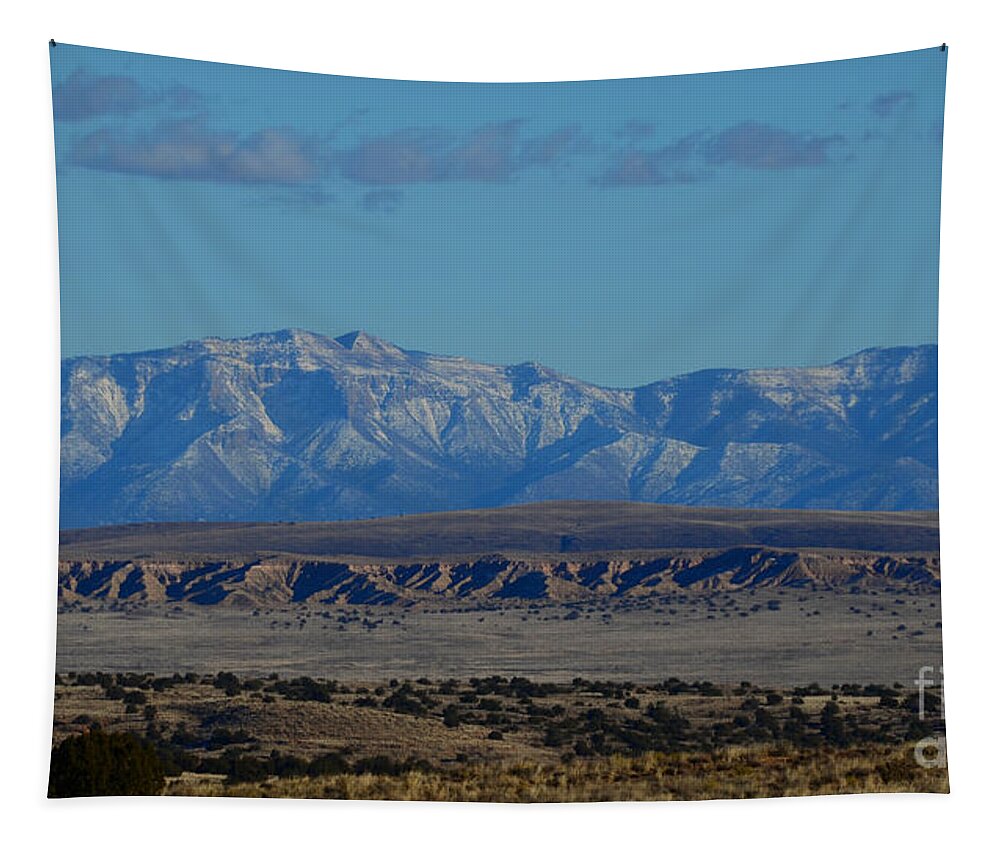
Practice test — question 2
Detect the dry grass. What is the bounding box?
[167,744,948,802]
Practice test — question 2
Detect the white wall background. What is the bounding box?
[0,1,996,847]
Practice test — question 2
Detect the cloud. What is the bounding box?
[339,117,843,190]
[599,153,713,187]
[598,122,842,185]
[869,91,914,118]
[518,124,591,169]
[225,128,329,184]
[66,109,851,199]
[599,131,709,186]
[601,151,669,186]
[341,122,528,184]
[52,69,155,121]
[340,128,451,184]
[71,120,230,180]
[340,120,591,184]
[71,119,332,186]
[166,84,204,112]
[443,119,523,180]
[701,121,842,169]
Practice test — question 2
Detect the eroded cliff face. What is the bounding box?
[58,548,940,607]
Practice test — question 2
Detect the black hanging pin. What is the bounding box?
[50,38,57,48]
[940,43,947,51]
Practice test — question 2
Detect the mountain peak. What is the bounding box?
[239,328,330,348]
[59,339,939,527]
[335,330,401,356]
[229,328,404,358]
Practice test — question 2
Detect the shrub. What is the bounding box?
[226,755,270,784]
[213,672,242,696]
[274,676,334,703]
[383,688,427,716]
[207,727,254,749]
[307,752,350,777]
[820,701,848,746]
[49,729,165,797]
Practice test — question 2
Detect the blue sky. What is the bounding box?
[50,44,946,387]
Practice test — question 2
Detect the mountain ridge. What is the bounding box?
[58,548,941,607]
[57,502,941,606]
[60,330,938,527]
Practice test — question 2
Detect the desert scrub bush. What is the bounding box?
[271,676,335,703]
[122,689,148,706]
[49,729,165,797]
[213,671,242,696]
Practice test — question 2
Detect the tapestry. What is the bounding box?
[49,43,948,800]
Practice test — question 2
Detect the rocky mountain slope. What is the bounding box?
[60,330,937,527]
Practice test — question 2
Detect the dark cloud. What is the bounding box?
[869,91,914,118]
[52,69,155,121]
[71,119,332,186]
[701,121,842,169]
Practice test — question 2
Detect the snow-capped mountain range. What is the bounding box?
[60,329,937,527]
